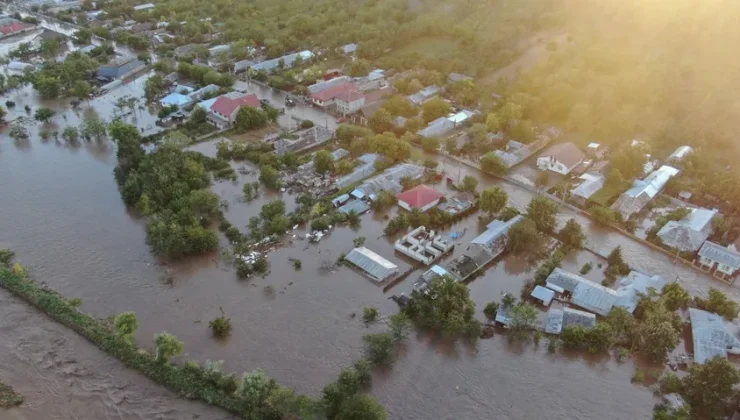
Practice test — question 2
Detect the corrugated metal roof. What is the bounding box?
[469,215,523,250]
[698,241,740,270]
[614,271,666,313]
[657,208,715,252]
[545,309,564,334]
[338,200,370,214]
[531,285,554,306]
[545,268,618,316]
[345,247,398,282]
[689,307,740,364]
[355,163,424,197]
[669,145,693,161]
[335,153,379,189]
[571,173,605,199]
[563,308,596,328]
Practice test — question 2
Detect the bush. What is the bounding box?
[154,332,184,363]
[209,315,232,337]
[363,332,394,364]
[363,307,379,323]
[311,216,331,231]
[114,311,139,342]
[388,312,411,341]
[292,259,302,270]
[483,302,499,320]
[694,288,739,320]
[0,381,23,408]
[579,262,593,275]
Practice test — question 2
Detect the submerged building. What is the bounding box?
[394,226,453,265]
[689,308,740,364]
[344,247,398,283]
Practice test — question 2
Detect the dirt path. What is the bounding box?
[0,289,236,420]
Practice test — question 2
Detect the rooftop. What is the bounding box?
[308,76,351,94]
[699,241,740,270]
[571,172,605,200]
[614,271,667,313]
[160,92,192,107]
[396,185,444,209]
[689,307,740,364]
[341,43,357,54]
[133,2,155,10]
[531,285,555,306]
[539,142,585,169]
[311,82,359,102]
[344,247,398,282]
[211,93,260,117]
[544,307,596,334]
[657,208,716,252]
[669,145,694,161]
[469,215,524,252]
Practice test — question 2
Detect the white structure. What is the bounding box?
[417,110,475,138]
[536,142,585,175]
[657,208,716,252]
[531,285,555,306]
[394,226,453,265]
[407,85,440,105]
[545,268,666,316]
[344,247,398,283]
[334,89,365,114]
[133,3,155,11]
[570,172,605,204]
[689,308,740,364]
[611,165,680,220]
[695,241,740,283]
[668,145,694,162]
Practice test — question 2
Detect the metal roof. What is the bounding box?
[495,305,513,326]
[341,43,357,54]
[531,285,554,306]
[338,200,370,214]
[160,93,192,107]
[614,271,666,313]
[657,208,716,252]
[612,165,679,217]
[469,215,523,251]
[355,163,424,197]
[689,307,740,364]
[334,153,379,189]
[669,145,693,161]
[545,268,619,316]
[571,172,605,199]
[545,307,596,335]
[545,309,564,334]
[249,50,313,73]
[698,241,740,270]
[344,247,398,282]
[308,76,351,94]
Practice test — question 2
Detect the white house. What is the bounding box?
[536,142,585,175]
[334,89,365,115]
[695,241,740,283]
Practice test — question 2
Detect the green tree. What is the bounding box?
[81,110,107,140]
[382,95,416,117]
[509,303,537,332]
[73,28,92,45]
[145,74,165,102]
[421,136,440,153]
[460,175,478,193]
[260,199,286,221]
[506,218,540,253]
[606,246,630,276]
[236,369,277,410]
[336,394,387,420]
[661,283,690,311]
[407,276,480,338]
[483,302,499,320]
[591,206,618,225]
[34,107,56,123]
[314,150,334,174]
[388,312,411,341]
[259,165,281,189]
[558,218,585,250]
[70,80,92,101]
[682,357,740,419]
[209,315,232,337]
[0,105,6,123]
[603,307,636,345]
[485,113,501,132]
[191,105,207,124]
[423,158,438,169]
[480,152,508,175]
[368,107,393,134]
[695,288,739,320]
[363,332,394,364]
[153,332,184,363]
[479,186,508,215]
[348,59,372,77]
[363,307,379,323]
[421,97,451,123]
[113,311,138,342]
[33,75,63,99]
[353,236,366,248]
[526,195,558,233]
[62,126,80,143]
[235,106,268,132]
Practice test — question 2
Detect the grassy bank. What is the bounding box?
[0,267,250,416]
[0,381,23,408]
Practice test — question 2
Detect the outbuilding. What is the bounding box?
[396,185,444,212]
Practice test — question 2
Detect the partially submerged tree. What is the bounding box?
[153,332,184,363]
[113,311,138,342]
[479,186,508,215]
[526,195,558,233]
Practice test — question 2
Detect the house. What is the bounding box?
[344,247,398,283]
[206,92,261,129]
[544,308,596,334]
[350,87,393,125]
[310,82,359,108]
[570,172,605,205]
[396,185,444,212]
[208,44,230,57]
[36,29,68,42]
[340,43,357,55]
[233,59,253,74]
[160,92,192,109]
[308,76,351,95]
[407,85,440,105]
[668,145,694,162]
[133,3,155,11]
[334,89,365,115]
[353,69,386,92]
[96,56,146,80]
[695,241,740,283]
[0,20,35,38]
[656,207,716,252]
[352,163,425,199]
[448,72,473,83]
[418,116,455,138]
[174,44,203,59]
[334,153,380,189]
[248,50,313,74]
[536,142,585,175]
[689,308,740,364]
[438,192,475,215]
[531,285,554,306]
[611,165,680,220]
[414,265,450,292]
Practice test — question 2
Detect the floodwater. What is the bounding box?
[0,289,236,420]
[5,122,740,419]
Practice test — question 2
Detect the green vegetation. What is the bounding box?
[483,302,499,321]
[405,276,480,339]
[353,237,366,248]
[362,332,394,364]
[314,150,334,174]
[370,190,397,211]
[0,381,23,408]
[112,122,222,259]
[506,217,542,254]
[694,288,739,320]
[34,107,56,123]
[605,246,630,277]
[209,315,232,338]
[460,175,478,193]
[526,195,558,233]
[30,52,99,99]
[590,205,621,225]
[558,218,585,250]
[114,311,139,342]
[580,262,593,275]
[479,186,508,215]
[388,312,411,341]
[362,307,380,323]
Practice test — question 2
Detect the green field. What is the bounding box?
[589,184,625,206]
[383,36,459,60]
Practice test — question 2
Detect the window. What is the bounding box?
[718,264,734,274]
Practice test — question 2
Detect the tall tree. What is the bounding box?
[479,186,508,215]
[526,195,558,233]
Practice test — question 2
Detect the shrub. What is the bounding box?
[363,307,379,323]
[483,302,499,320]
[209,315,232,337]
[114,311,138,342]
[292,259,302,270]
[388,312,411,341]
[153,332,184,363]
[363,332,394,364]
[0,381,23,408]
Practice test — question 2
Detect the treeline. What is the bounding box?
[111,121,234,259]
[0,253,387,419]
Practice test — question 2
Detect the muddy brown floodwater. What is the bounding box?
[6,122,740,419]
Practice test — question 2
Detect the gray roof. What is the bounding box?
[249,50,313,73]
[344,247,398,282]
[669,145,693,161]
[495,305,513,326]
[308,76,351,94]
[614,271,666,313]
[689,307,740,364]
[538,142,585,169]
[663,394,687,412]
[418,116,455,138]
[354,163,424,197]
[448,72,472,83]
[334,153,379,189]
[133,2,155,10]
[338,200,370,215]
[341,43,357,54]
[97,57,145,79]
[545,268,619,316]
[545,307,596,334]
[470,215,523,251]
[612,165,679,217]
[407,85,440,104]
[657,208,716,252]
[571,172,605,200]
[698,241,740,270]
[531,285,554,306]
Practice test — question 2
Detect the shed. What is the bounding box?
[160,92,193,108]
[397,185,443,212]
[338,200,370,215]
[344,247,398,283]
[531,285,554,306]
[332,194,350,208]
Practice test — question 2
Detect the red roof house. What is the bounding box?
[207,92,261,129]
[397,185,444,212]
[311,82,358,107]
[0,22,35,37]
